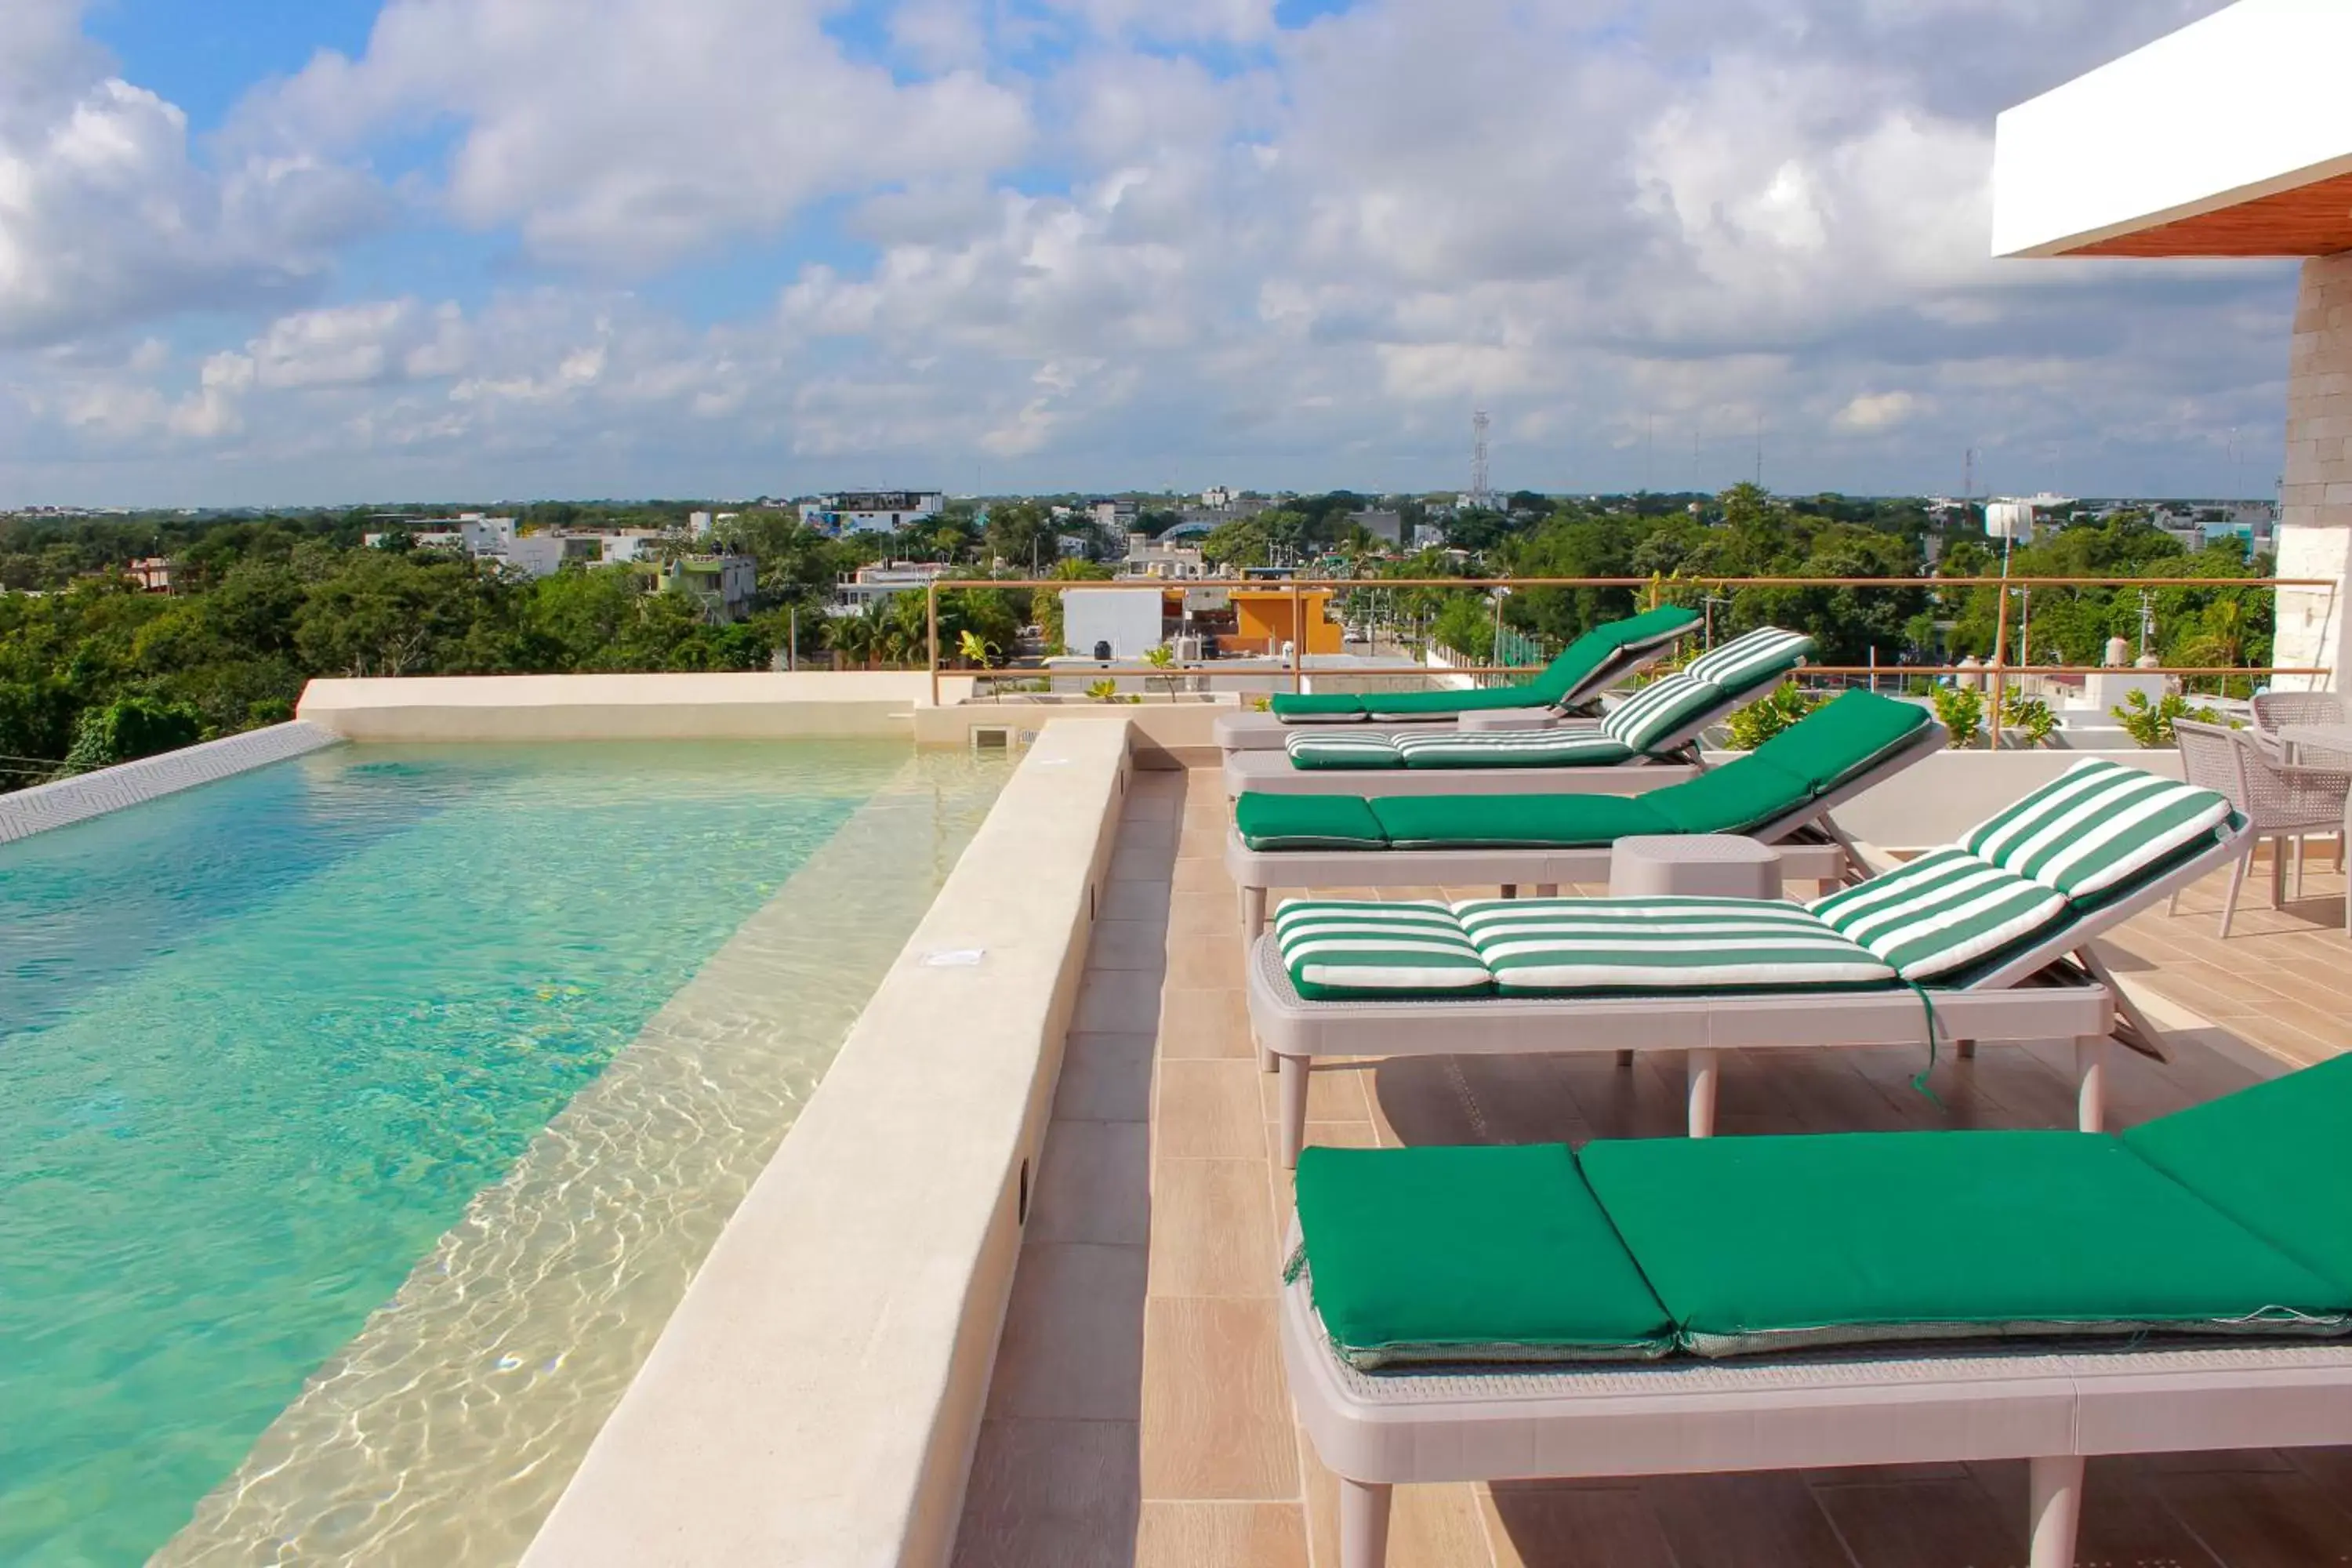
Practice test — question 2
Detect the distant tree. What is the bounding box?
[62,695,205,773]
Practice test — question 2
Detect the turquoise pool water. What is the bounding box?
[0,741,996,1566]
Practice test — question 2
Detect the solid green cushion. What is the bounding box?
[1647,757,1814,835]
[1370,792,1669,848]
[1270,692,1369,719]
[1294,1144,1675,1369]
[1234,793,1389,851]
[1365,684,1566,717]
[1748,690,1931,795]
[2123,1053,2352,1296]
[1581,1131,2352,1356]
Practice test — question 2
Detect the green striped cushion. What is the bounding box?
[1285,732,1404,770]
[1454,898,1895,993]
[1272,900,1494,1000]
[1809,848,2069,982]
[1600,673,1722,753]
[1961,760,2234,901]
[1686,628,1816,693]
[1392,731,1634,768]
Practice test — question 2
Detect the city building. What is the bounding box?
[1060,586,1166,659]
[1347,509,1404,546]
[797,491,946,536]
[126,557,173,593]
[660,555,759,623]
[1123,539,1210,579]
[828,561,957,615]
[1227,587,1343,655]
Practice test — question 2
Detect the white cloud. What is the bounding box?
[0,0,2294,505]
[0,4,382,350]
[246,0,1033,273]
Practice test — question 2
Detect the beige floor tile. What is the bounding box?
[951,1418,1141,1568]
[1257,1059,1371,1123]
[1073,967,1166,1034]
[1168,934,1247,991]
[1301,1428,1495,1568]
[1641,1475,1853,1568]
[1029,1120,1151,1247]
[1485,1484,1677,1568]
[1146,1159,1279,1298]
[1156,1060,1268,1159]
[1169,889,1238,938]
[1808,1475,2020,1567]
[1054,1032,1156,1123]
[1140,1298,1298,1500]
[1173,857,1235,895]
[1158,986,1254,1060]
[987,1242,1147,1421]
[1134,1502,1308,1567]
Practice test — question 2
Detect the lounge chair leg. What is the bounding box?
[2027,1455,2085,1568]
[1339,1479,1393,1568]
[2166,887,2183,917]
[2218,853,2249,938]
[1501,884,1519,899]
[2074,1035,2107,1133]
[2271,834,2287,909]
[1241,884,1268,942]
[1278,1056,1309,1170]
[1686,1048,1719,1138]
[1955,1040,1976,1061]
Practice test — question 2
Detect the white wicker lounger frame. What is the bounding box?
[1243,817,2256,1167]
[1223,724,1951,939]
[1214,633,1696,753]
[1276,1266,2352,1568]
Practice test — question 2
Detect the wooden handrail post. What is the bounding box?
[1988,575,2012,753]
[927,583,940,707]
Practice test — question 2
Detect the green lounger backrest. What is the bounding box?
[2122,1051,2352,1294]
[1523,604,1700,707]
[1748,690,1932,794]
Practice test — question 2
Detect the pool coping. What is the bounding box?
[0,721,343,844]
[521,716,1138,1567]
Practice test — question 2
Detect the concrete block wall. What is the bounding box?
[2276,254,2352,694]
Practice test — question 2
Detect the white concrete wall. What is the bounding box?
[523,719,1134,1568]
[2275,254,2352,694]
[1991,0,2352,257]
[298,672,944,740]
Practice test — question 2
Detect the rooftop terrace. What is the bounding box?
[952,761,2352,1568]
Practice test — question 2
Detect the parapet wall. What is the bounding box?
[0,721,341,844]
[299,671,958,740]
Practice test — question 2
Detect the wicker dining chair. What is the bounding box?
[2250,691,2352,768]
[2173,720,2350,938]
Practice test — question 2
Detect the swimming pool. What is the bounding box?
[0,741,1006,1565]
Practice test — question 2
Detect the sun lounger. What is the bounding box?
[1222,629,1814,797]
[1247,759,2255,1165]
[1280,1053,2352,1568]
[1227,691,1945,938]
[1215,604,1701,754]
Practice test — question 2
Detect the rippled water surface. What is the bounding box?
[0,742,1005,1566]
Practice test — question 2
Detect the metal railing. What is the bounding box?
[919,574,2339,742]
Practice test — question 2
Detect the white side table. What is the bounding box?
[1457,707,1581,734]
[1603,835,1785,1132]
[1609,833,1785,900]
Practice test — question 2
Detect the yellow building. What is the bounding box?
[1229,589,1343,655]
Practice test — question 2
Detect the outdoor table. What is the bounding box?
[1608,833,1785,901]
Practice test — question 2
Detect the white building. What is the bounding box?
[829,561,957,615]
[798,491,946,536]
[1062,586,1165,660]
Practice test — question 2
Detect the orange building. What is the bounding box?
[1228,589,1343,656]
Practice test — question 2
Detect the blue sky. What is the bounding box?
[0,0,2295,506]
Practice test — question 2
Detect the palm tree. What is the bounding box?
[823,611,876,670]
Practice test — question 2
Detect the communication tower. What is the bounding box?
[1470,408,1494,506]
